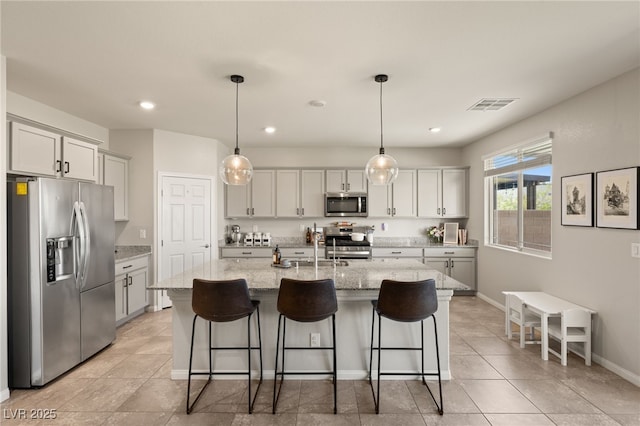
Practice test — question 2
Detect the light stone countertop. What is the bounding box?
[148,258,469,292]
[115,245,152,261]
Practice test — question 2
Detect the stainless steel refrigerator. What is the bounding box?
[7,177,116,388]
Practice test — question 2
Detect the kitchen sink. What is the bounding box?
[293,259,349,267]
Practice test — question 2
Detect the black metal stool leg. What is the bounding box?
[186,315,213,414]
[272,314,283,414]
[332,313,337,414]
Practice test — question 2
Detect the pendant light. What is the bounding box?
[365,74,399,185]
[219,74,253,185]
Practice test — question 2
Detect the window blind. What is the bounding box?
[484,137,552,177]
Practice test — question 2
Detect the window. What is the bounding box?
[484,135,552,257]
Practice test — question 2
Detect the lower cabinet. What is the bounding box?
[423,247,476,293]
[115,256,149,325]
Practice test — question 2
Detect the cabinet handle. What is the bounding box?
[443,207,446,215]
[247,208,250,216]
[391,251,402,254]
[121,281,126,313]
[123,276,128,288]
[294,251,304,255]
[64,161,70,174]
[437,208,441,215]
[242,251,252,255]
[252,208,255,215]
[347,183,351,191]
[387,207,391,215]
[393,208,396,216]
[444,251,454,255]
[56,160,62,173]
[445,260,449,268]
[128,276,133,286]
[301,208,305,216]
[296,208,299,215]
[122,264,133,269]
[341,183,345,190]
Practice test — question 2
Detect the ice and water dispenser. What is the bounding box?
[46,236,75,283]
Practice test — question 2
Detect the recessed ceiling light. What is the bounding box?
[139,101,155,110]
[308,100,326,107]
[429,127,441,133]
[264,126,276,134]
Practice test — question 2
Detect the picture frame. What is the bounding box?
[561,173,593,227]
[595,167,639,230]
[443,222,459,245]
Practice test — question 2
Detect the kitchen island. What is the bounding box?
[148,258,469,381]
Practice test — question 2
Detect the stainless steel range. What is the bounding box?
[324,225,372,259]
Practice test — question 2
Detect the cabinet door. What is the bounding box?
[104,155,129,221]
[62,136,98,181]
[442,169,467,218]
[391,170,417,217]
[346,169,367,193]
[225,184,250,218]
[115,273,127,322]
[10,122,61,177]
[96,153,104,185]
[301,170,325,217]
[251,170,276,217]
[276,170,300,217]
[326,170,346,192]
[127,267,149,313]
[368,184,391,217]
[424,257,449,275]
[449,257,475,289]
[417,169,441,218]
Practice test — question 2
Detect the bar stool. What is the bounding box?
[273,278,338,414]
[369,279,443,415]
[186,278,263,414]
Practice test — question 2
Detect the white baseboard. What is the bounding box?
[0,387,10,403]
[476,292,640,387]
[172,369,451,381]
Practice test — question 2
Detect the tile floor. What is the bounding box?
[2,296,639,425]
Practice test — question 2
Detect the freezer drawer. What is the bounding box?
[81,282,116,360]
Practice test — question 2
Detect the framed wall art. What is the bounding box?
[561,173,593,227]
[443,222,459,245]
[595,166,639,230]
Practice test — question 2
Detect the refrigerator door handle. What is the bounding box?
[78,202,91,290]
[71,201,84,289]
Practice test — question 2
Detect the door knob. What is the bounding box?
[201,244,210,248]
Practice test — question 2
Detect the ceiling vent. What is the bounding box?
[468,98,518,111]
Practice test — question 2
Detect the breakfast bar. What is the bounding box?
[148,258,469,381]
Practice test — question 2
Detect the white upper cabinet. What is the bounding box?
[326,169,367,193]
[62,136,98,181]
[97,150,130,221]
[9,122,98,182]
[300,170,325,217]
[368,170,417,217]
[276,170,300,217]
[225,170,276,218]
[418,168,467,218]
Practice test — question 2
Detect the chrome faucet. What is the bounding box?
[313,222,319,270]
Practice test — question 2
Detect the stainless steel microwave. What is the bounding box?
[324,192,368,217]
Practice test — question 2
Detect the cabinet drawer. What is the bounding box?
[220,247,271,258]
[115,256,148,275]
[372,247,423,258]
[423,247,475,257]
[280,248,314,258]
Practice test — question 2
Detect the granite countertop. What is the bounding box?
[115,245,152,261]
[219,238,478,249]
[148,258,469,292]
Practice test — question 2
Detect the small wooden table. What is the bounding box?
[502,291,596,361]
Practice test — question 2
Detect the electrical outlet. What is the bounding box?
[253,225,259,232]
[632,243,640,258]
[300,224,306,232]
[310,333,320,347]
[139,229,146,239]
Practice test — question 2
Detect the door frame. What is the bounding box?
[153,171,216,311]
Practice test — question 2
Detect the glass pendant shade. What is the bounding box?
[366,74,398,185]
[220,74,253,185]
[219,149,253,185]
[365,149,399,185]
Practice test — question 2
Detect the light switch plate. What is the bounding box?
[632,243,640,258]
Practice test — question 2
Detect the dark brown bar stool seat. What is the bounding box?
[273,278,338,414]
[369,279,443,415]
[186,278,263,414]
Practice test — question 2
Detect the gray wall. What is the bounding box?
[462,68,640,383]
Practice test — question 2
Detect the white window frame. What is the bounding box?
[483,133,553,258]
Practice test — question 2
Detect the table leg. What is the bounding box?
[541,313,549,361]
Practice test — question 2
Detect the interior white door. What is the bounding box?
[159,175,212,308]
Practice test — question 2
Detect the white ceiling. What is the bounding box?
[2,1,639,149]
